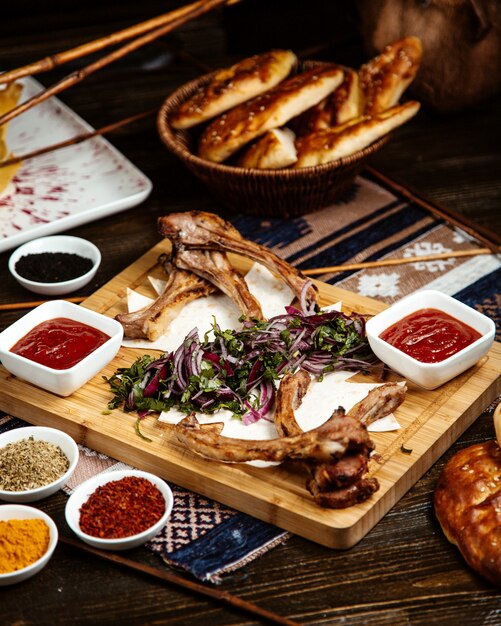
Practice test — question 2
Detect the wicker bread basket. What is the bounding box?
[157,61,388,218]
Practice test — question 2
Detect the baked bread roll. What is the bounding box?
[170,49,297,129]
[236,127,297,169]
[198,65,344,163]
[294,100,420,168]
[293,68,362,136]
[359,36,422,115]
[434,440,501,587]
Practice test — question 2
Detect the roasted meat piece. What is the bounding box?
[272,371,407,507]
[173,408,371,465]
[173,247,264,320]
[307,476,379,509]
[345,382,407,425]
[158,211,317,312]
[115,255,215,341]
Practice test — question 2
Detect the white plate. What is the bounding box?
[65,469,174,551]
[0,76,152,253]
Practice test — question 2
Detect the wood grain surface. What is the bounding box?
[1,244,498,548]
[1,2,500,625]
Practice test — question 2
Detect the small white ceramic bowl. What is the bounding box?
[8,235,101,296]
[65,469,173,551]
[366,290,496,390]
[0,504,58,586]
[0,300,123,396]
[0,426,79,503]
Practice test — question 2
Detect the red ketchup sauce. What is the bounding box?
[379,308,482,363]
[10,317,110,370]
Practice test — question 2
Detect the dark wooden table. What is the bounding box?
[1,3,500,624]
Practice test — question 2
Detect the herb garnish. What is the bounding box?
[105,306,378,425]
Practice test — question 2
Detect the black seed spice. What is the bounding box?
[15,252,94,283]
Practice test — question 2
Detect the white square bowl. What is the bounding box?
[0,300,123,396]
[366,290,496,390]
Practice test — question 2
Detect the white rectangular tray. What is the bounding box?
[0,76,152,253]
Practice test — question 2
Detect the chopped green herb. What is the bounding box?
[105,307,379,427]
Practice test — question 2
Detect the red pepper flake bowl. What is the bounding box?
[366,290,496,390]
[0,300,123,396]
[65,470,174,551]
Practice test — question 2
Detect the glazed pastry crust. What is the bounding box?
[359,36,422,115]
[434,440,501,587]
[170,50,297,129]
[294,101,420,168]
[293,68,362,135]
[198,65,344,163]
[236,128,297,169]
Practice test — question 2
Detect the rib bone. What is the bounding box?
[115,255,215,340]
[174,248,264,320]
[158,211,317,311]
[173,409,371,464]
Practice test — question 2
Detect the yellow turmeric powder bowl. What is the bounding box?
[0,504,58,586]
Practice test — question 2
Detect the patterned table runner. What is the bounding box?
[1,171,499,583]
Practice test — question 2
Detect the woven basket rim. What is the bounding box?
[157,60,389,179]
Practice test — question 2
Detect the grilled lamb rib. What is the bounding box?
[115,255,215,341]
[272,371,407,507]
[158,211,318,311]
[173,247,264,320]
[173,408,372,465]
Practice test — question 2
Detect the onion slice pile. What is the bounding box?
[105,306,379,424]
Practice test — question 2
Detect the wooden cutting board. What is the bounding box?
[1,241,499,548]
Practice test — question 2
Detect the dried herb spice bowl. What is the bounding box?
[0,426,79,503]
[8,235,101,296]
[0,299,123,396]
[366,290,496,390]
[65,469,174,551]
[0,504,58,586]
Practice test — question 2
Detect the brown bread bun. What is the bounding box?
[236,127,297,169]
[294,101,419,168]
[293,68,362,136]
[170,49,297,129]
[198,65,344,163]
[434,440,501,587]
[359,36,422,115]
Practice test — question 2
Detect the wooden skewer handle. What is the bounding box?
[0,0,221,85]
[59,534,300,626]
[0,0,228,127]
[304,248,493,276]
[0,108,156,169]
[0,296,87,311]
